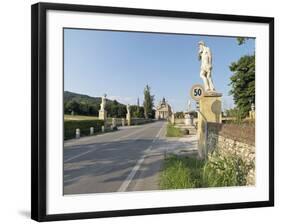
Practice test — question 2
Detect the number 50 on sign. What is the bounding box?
[190,84,204,101]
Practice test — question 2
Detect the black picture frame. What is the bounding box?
[31,2,274,222]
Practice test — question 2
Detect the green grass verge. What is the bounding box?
[166,124,184,137]
[160,152,253,189]
[160,155,204,189]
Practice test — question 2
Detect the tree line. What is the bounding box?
[64,85,155,119]
[228,37,255,118]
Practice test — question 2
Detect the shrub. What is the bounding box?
[203,151,254,187]
[64,119,104,140]
[160,151,253,190]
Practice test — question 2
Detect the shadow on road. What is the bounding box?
[64,136,198,194]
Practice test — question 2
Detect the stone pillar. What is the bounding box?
[99,109,107,121]
[249,110,255,119]
[171,113,175,125]
[126,113,131,126]
[197,92,222,159]
[101,125,105,133]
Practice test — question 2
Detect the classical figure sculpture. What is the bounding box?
[198,41,216,92]
[100,94,107,111]
[126,104,131,114]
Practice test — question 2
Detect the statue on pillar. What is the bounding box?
[126,104,130,114]
[99,94,107,120]
[100,94,107,111]
[198,41,216,92]
[126,104,131,126]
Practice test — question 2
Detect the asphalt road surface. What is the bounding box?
[64,121,168,195]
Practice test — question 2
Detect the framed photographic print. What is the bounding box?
[31,2,274,222]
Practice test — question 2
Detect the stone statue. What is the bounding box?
[126,104,130,113]
[126,104,131,125]
[198,41,216,92]
[100,94,107,111]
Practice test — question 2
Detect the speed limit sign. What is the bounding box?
[190,84,204,101]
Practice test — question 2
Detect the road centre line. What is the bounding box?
[64,149,94,163]
[117,122,166,192]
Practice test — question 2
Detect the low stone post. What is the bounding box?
[75,128,80,139]
[101,125,105,133]
[90,127,94,135]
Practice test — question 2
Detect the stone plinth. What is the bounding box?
[99,110,107,120]
[171,113,175,125]
[249,111,255,120]
[197,92,222,159]
[126,113,131,126]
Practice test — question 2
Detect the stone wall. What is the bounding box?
[131,118,154,125]
[107,118,153,126]
[207,122,255,185]
[174,118,198,125]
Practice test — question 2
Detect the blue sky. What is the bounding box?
[64,28,255,112]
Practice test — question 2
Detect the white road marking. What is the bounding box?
[116,125,151,140]
[117,122,166,192]
[64,142,110,163]
[64,149,93,163]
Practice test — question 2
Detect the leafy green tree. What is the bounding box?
[79,101,89,115]
[88,105,98,116]
[143,85,154,119]
[66,100,80,114]
[236,37,249,45]
[229,55,255,118]
[117,105,127,118]
[175,111,185,119]
[109,100,119,118]
[131,105,145,118]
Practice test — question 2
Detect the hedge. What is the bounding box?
[64,119,104,140]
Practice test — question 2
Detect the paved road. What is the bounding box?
[64,121,198,195]
[64,121,167,195]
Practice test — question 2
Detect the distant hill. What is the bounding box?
[64,91,127,117]
[64,91,103,104]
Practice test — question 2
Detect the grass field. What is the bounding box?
[64,114,99,121]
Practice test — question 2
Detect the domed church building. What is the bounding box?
[155,97,172,120]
